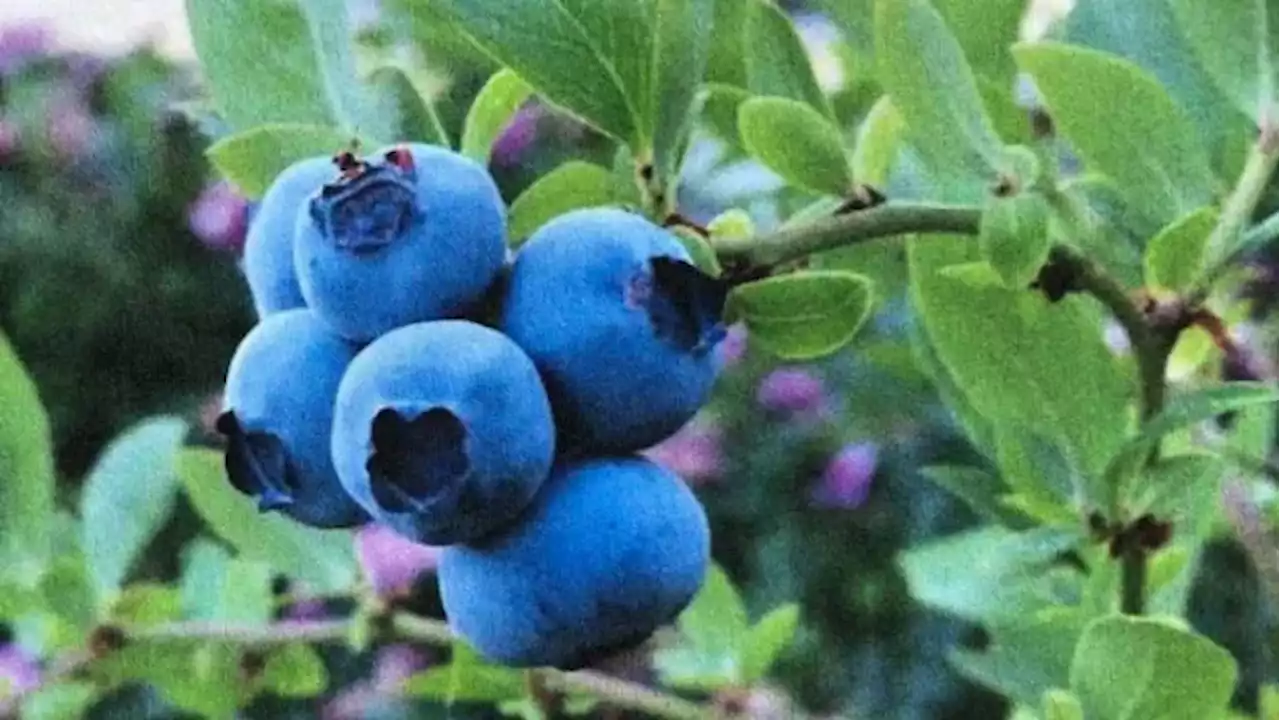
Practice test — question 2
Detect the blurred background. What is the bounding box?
[0,0,1274,718]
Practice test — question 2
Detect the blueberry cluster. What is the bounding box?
[219,143,728,669]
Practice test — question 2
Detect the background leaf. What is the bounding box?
[727,271,875,360]
[1013,43,1217,225]
[743,0,831,116]
[875,0,1003,185]
[366,66,451,148]
[507,161,634,243]
[177,448,357,591]
[1069,616,1238,720]
[185,0,340,131]
[649,0,714,180]
[1168,0,1277,120]
[206,123,355,199]
[980,192,1053,288]
[80,416,187,603]
[739,604,800,683]
[260,644,328,698]
[0,330,55,573]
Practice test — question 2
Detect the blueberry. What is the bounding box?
[295,144,506,342]
[500,208,728,453]
[242,156,337,318]
[330,320,555,545]
[439,456,709,669]
[218,309,368,528]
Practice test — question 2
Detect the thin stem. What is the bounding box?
[1119,546,1147,614]
[125,614,713,720]
[710,202,982,266]
[1196,128,1280,298]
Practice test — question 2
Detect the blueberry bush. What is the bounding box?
[0,0,1277,718]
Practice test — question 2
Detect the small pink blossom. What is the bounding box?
[188,182,250,253]
[643,417,725,485]
[0,119,19,159]
[756,367,827,417]
[355,524,442,598]
[0,644,40,697]
[718,323,748,366]
[0,24,53,75]
[811,442,877,510]
[45,97,96,158]
[490,104,541,167]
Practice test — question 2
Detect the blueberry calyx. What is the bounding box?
[630,257,728,355]
[309,160,418,255]
[366,406,471,513]
[216,411,298,513]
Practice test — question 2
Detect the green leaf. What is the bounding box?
[707,0,748,86]
[404,642,525,703]
[875,0,1003,182]
[97,641,244,719]
[261,644,328,698]
[80,416,187,602]
[1142,207,1219,293]
[185,0,340,131]
[1070,615,1238,720]
[1169,0,1276,121]
[19,682,97,720]
[670,227,724,278]
[218,558,274,624]
[207,124,355,199]
[850,96,906,187]
[1060,0,1249,179]
[726,270,875,360]
[41,553,95,633]
[918,465,1032,529]
[739,604,799,683]
[898,526,1082,624]
[108,584,183,628]
[700,83,752,145]
[1013,43,1217,225]
[950,610,1090,707]
[177,448,357,591]
[436,0,713,175]
[507,162,634,243]
[1262,685,1279,720]
[738,96,853,196]
[461,69,532,164]
[932,0,1026,84]
[908,234,1132,480]
[1042,688,1085,720]
[649,0,715,180]
[655,564,750,689]
[0,331,55,573]
[1103,383,1278,489]
[743,0,832,116]
[179,539,232,622]
[366,66,451,148]
[980,192,1053,288]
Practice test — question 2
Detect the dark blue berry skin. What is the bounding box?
[330,320,555,545]
[499,208,728,454]
[218,309,369,528]
[294,144,506,342]
[439,456,710,669]
[242,156,336,318]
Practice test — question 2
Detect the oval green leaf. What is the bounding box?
[507,161,637,244]
[1168,0,1276,122]
[366,66,451,148]
[875,0,1004,183]
[1142,206,1219,293]
[80,416,188,603]
[1069,616,1238,720]
[744,0,832,116]
[979,192,1052,288]
[0,331,54,573]
[177,448,357,591]
[206,123,358,199]
[726,270,875,360]
[738,96,853,196]
[1013,42,1218,225]
[460,68,532,164]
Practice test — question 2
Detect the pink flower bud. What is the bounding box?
[355,524,442,598]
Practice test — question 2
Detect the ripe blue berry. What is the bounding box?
[217,309,368,528]
[500,208,728,453]
[242,156,336,318]
[439,456,710,669]
[330,320,555,545]
[295,144,506,342]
